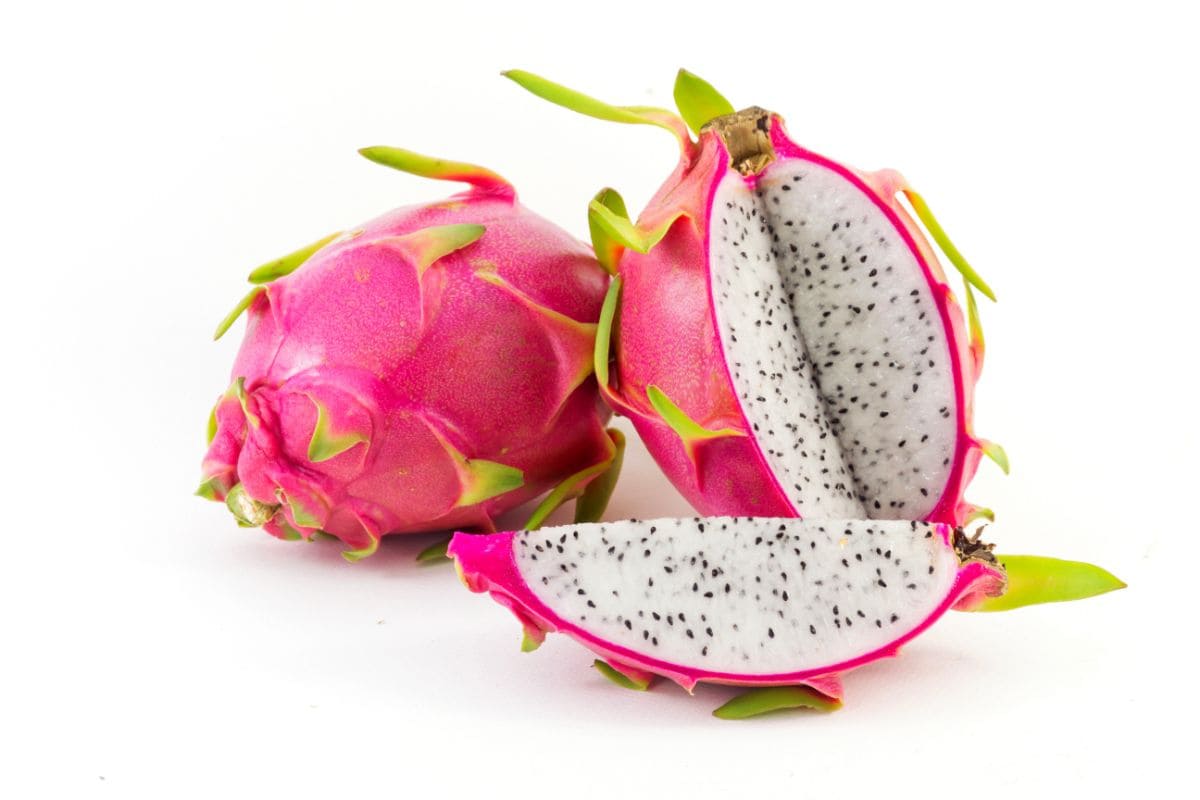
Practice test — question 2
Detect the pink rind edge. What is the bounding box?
[449,524,999,694]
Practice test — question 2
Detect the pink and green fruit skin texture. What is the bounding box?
[201,169,613,557]
[505,70,1000,526]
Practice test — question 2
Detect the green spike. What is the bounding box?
[232,376,247,404]
[415,535,452,564]
[274,519,306,542]
[588,188,630,274]
[213,286,265,341]
[963,505,996,525]
[206,404,219,445]
[647,385,743,446]
[285,497,323,529]
[673,68,735,135]
[964,282,984,355]
[979,439,1010,474]
[574,429,626,524]
[342,535,380,563]
[903,190,996,301]
[195,473,230,501]
[522,428,625,531]
[520,629,543,653]
[358,147,510,190]
[229,376,261,429]
[594,276,621,389]
[593,660,650,691]
[224,483,278,527]
[588,198,677,255]
[388,223,486,274]
[306,396,368,463]
[502,70,686,142]
[972,555,1126,612]
[713,686,842,720]
[474,270,599,344]
[456,459,524,507]
[247,231,341,284]
[523,461,605,531]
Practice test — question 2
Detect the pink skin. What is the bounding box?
[605,116,983,524]
[448,526,1003,695]
[201,180,613,551]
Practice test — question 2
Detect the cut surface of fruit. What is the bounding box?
[709,143,962,518]
[450,517,1004,690]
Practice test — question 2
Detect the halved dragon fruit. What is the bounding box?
[198,148,618,559]
[506,70,1006,525]
[449,517,1123,715]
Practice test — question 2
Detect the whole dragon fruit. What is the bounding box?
[506,70,1008,526]
[198,148,619,560]
[449,517,1124,717]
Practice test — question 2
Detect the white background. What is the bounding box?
[2,1,1195,797]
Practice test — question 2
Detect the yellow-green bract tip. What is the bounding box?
[588,187,629,274]
[502,69,689,145]
[903,189,996,302]
[306,396,369,463]
[247,231,341,284]
[979,439,1010,474]
[574,429,626,525]
[593,660,650,691]
[213,286,265,341]
[973,555,1126,612]
[342,535,379,562]
[358,146,510,191]
[713,685,841,720]
[647,384,743,446]
[673,68,735,135]
[415,535,452,564]
[456,459,524,507]
[593,276,621,390]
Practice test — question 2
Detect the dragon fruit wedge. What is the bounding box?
[198,147,619,560]
[506,69,1007,526]
[449,517,1124,717]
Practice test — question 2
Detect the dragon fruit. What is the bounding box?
[449,517,1124,716]
[198,148,619,560]
[506,70,1007,525]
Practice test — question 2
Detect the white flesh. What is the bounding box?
[516,517,959,674]
[710,160,959,519]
